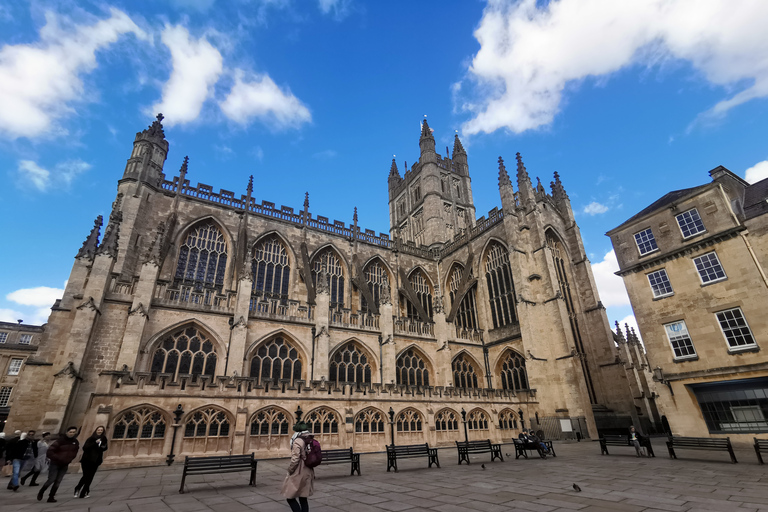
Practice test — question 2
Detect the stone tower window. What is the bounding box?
[452,353,479,389]
[150,326,217,380]
[174,221,228,291]
[396,349,430,386]
[354,407,385,433]
[396,409,424,432]
[404,269,433,321]
[361,260,388,314]
[329,342,372,385]
[305,407,340,435]
[250,407,290,437]
[435,409,459,431]
[466,409,489,430]
[249,336,302,384]
[449,265,478,331]
[312,248,345,308]
[251,236,290,300]
[485,242,517,328]
[500,350,528,392]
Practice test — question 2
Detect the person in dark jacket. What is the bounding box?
[74,426,108,498]
[6,430,34,491]
[37,427,80,503]
[21,432,50,486]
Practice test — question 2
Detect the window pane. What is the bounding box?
[676,209,706,238]
[634,228,658,255]
[716,308,756,349]
[647,269,673,298]
[664,321,697,359]
[693,252,726,283]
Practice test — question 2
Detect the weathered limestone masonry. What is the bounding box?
[607,166,768,445]
[9,116,640,466]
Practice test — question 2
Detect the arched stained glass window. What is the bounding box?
[485,242,517,328]
[449,265,478,330]
[329,342,372,385]
[112,407,167,440]
[249,408,290,437]
[500,350,528,392]
[435,409,459,431]
[252,236,290,299]
[312,248,345,308]
[249,337,302,384]
[184,408,230,438]
[498,409,519,430]
[452,353,479,389]
[150,326,217,380]
[396,349,429,386]
[354,408,385,433]
[396,409,423,432]
[174,221,228,291]
[467,409,489,430]
[404,269,433,321]
[361,260,388,314]
[305,408,340,435]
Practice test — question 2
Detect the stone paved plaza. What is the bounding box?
[4,440,768,512]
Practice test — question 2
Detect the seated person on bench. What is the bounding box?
[629,426,647,457]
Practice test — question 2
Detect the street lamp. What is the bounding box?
[166,404,184,466]
[295,405,303,423]
[388,407,396,447]
[461,408,469,443]
[518,408,525,430]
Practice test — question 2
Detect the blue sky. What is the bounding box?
[1,0,767,335]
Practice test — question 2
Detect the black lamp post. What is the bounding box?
[295,405,303,423]
[388,407,396,447]
[166,404,184,466]
[518,408,525,430]
[461,408,469,443]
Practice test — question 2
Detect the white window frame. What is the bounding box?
[716,307,757,352]
[664,321,697,360]
[647,269,673,298]
[8,358,24,376]
[0,332,7,344]
[19,334,32,345]
[0,386,12,407]
[676,208,706,239]
[693,251,727,284]
[634,228,658,256]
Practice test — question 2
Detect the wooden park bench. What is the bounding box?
[386,443,440,472]
[455,439,504,465]
[753,438,768,464]
[513,438,556,459]
[598,434,655,457]
[320,447,362,475]
[179,453,258,493]
[666,436,737,463]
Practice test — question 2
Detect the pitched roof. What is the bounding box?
[744,176,768,220]
[610,184,710,232]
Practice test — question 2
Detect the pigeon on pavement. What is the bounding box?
[573,484,581,492]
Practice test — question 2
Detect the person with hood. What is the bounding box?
[74,426,108,498]
[6,430,34,491]
[21,432,50,486]
[37,427,80,503]
[280,422,315,512]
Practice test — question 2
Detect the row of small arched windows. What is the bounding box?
[150,327,528,392]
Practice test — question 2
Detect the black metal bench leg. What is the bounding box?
[755,444,764,465]
[179,470,186,494]
[666,443,676,459]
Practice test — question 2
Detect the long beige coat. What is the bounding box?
[280,436,315,499]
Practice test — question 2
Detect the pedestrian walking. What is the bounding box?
[280,422,315,512]
[0,432,6,469]
[74,426,108,498]
[19,430,38,478]
[6,430,35,491]
[21,432,50,486]
[629,426,647,457]
[37,427,80,503]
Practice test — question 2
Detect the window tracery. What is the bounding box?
[435,409,459,431]
[361,260,387,314]
[112,407,167,440]
[305,408,340,435]
[150,326,217,380]
[329,342,372,385]
[396,349,429,386]
[485,242,517,328]
[174,221,228,291]
[404,269,433,321]
[184,408,230,438]
[500,350,528,392]
[249,337,302,384]
[452,353,479,389]
[396,409,423,432]
[312,248,345,308]
[252,236,290,300]
[467,409,489,430]
[249,407,290,438]
[498,409,519,430]
[449,265,478,331]
[354,408,385,433]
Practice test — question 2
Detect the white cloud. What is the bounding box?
[745,160,768,184]
[7,286,64,307]
[170,0,216,12]
[0,308,25,323]
[151,25,223,126]
[220,69,311,129]
[318,0,352,19]
[16,159,91,191]
[460,0,768,135]
[17,160,50,191]
[0,8,147,139]
[583,202,609,215]
[591,250,630,308]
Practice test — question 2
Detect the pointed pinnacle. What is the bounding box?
[453,133,466,156]
[156,113,164,123]
[247,175,253,194]
[420,118,433,138]
[389,158,399,177]
[76,215,103,259]
[353,206,358,223]
[304,192,309,209]
[498,156,511,187]
[180,156,189,176]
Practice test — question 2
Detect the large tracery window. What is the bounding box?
[500,350,529,392]
[174,221,228,291]
[150,326,217,380]
[252,236,290,300]
[452,353,479,389]
[305,408,340,435]
[312,248,345,308]
[184,408,230,438]
[329,342,372,385]
[449,265,478,331]
[361,260,388,314]
[396,349,430,386]
[485,242,517,328]
[249,337,302,384]
[498,409,519,430]
[396,409,424,432]
[467,409,489,430]
[355,407,385,433]
[110,406,167,457]
[250,407,290,437]
[435,409,459,431]
[404,269,433,321]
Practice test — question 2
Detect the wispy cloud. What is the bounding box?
[459,0,768,135]
[318,0,352,20]
[745,160,768,184]
[0,8,147,139]
[583,202,609,216]
[5,285,64,325]
[312,149,337,159]
[16,159,91,192]
[591,250,630,308]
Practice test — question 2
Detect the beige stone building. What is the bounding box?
[0,321,44,432]
[607,166,768,443]
[9,115,638,465]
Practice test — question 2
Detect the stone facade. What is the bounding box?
[9,115,639,466]
[0,320,44,432]
[607,166,768,445]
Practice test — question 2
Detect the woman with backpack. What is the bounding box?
[281,422,315,512]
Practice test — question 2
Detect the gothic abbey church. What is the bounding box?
[8,116,640,465]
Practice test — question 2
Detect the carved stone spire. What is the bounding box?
[452,133,466,157]
[498,156,512,188]
[76,215,103,260]
[516,152,535,207]
[177,156,189,194]
[420,117,433,139]
[389,158,400,178]
[96,195,123,258]
[615,320,626,343]
[419,117,435,156]
[144,113,166,142]
[246,174,253,194]
[551,171,568,203]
